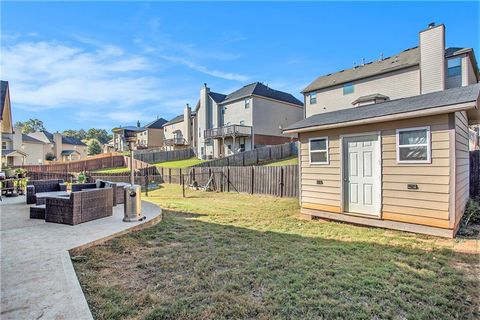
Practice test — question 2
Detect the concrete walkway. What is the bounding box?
[1,196,162,320]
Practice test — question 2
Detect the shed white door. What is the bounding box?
[343,134,380,216]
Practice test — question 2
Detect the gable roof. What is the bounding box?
[144,117,168,129]
[0,80,8,120]
[351,93,389,105]
[209,91,227,103]
[164,114,184,126]
[40,131,87,146]
[220,82,303,106]
[22,134,45,144]
[285,83,480,133]
[303,46,476,94]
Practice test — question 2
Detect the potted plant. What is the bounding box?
[77,171,87,184]
[15,168,27,178]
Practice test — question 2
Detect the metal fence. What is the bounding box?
[133,148,195,164]
[194,142,298,167]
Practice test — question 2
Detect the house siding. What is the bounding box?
[252,96,303,137]
[299,114,452,229]
[419,25,446,94]
[305,67,420,117]
[454,111,470,228]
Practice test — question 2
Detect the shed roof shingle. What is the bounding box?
[286,83,480,132]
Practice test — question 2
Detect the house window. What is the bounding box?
[1,141,6,150]
[221,107,225,115]
[244,98,250,109]
[447,58,461,77]
[199,128,201,137]
[239,120,245,125]
[310,92,317,104]
[343,83,354,95]
[309,137,328,164]
[396,126,431,163]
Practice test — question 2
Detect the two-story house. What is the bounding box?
[285,23,479,237]
[162,105,195,151]
[28,131,87,162]
[136,117,168,149]
[195,82,303,159]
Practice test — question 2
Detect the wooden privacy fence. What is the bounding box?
[471,150,480,197]
[194,142,298,167]
[88,165,299,198]
[17,155,152,173]
[134,148,195,164]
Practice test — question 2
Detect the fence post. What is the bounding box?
[227,167,230,192]
[145,171,149,197]
[169,168,172,184]
[182,172,185,198]
[179,168,182,185]
[280,167,284,198]
[251,166,254,194]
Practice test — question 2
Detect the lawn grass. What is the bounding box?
[153,157,205,168]
[92,167,129,173]
[73,185,479,320]
[263,156,298,166]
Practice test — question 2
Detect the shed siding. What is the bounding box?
[454,111,470,227]
[299,114,452,229]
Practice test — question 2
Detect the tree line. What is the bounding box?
[14,118,112,156]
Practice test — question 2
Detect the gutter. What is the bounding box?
[283,101,477,134]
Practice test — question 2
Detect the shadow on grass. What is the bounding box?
[73,210,480,320]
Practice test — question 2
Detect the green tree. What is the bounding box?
[86,128,110,144]
[63,129,87,141]
[87,139,102,155]
[15,119,46,134]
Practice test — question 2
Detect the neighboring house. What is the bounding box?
[285,23,479,238]
[28,131,87,162]
[1,81,26,169]
[103,139,115,153]
[112,124,146,152]
[163,105,195,151]
[136,117,168,149]
[195,82,303,159]
[22,134,47,165]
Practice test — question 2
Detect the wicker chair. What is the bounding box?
[45,187,113,225]
[26,179,67,205]
[71,180,119,206]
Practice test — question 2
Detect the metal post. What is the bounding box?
[182,174,185,198]
[129,142,134,185]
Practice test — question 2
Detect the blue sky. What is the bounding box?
[1,1,478,131]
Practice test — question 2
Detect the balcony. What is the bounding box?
[204,125,253,139]
[164,137,188,146]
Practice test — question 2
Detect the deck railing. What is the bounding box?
[204,124,252,139]
[163,137,187,146]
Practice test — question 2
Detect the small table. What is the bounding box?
[35,191,70,205]
[1,178,27,197]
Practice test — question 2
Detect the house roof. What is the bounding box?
[285,83,480,133]
[112,126,146,134]
[40,131,87,146]
[351,93,390,105]
[2,149,27,157]
[0,80,8,120]
[302,47,477,94]
[61,150,80,156]
[144,117,168,129]
[22,134,44,144]
[209,91,227,103]
[164,114,184,126]
[220,82,303,106]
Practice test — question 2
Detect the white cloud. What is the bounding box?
[1,40,163,110]
[160,55,249,82]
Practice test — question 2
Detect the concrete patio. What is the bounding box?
[0,196,162,320]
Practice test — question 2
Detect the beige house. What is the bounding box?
[28,131,87,162]
[136,117,168,149]
[1,81,26,169]
[195,82,303,159]
[285,23,479,237]
[163,106,195,151]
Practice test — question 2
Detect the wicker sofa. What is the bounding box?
[71,180,125,205]
[45,187,113,225]
[26,179,67,205]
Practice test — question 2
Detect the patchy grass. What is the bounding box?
[154,157,205,168]
[73,185,479,320]
[263,156,298,166]
[92,167,129,173]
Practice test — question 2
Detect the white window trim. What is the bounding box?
[396,126,431,164]
[309,137,329,165]
[244,98,250,109]
[310,92,317,104]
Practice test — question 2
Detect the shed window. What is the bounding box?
[244,98,250,109]
[396,127,431,163]
[309,137,328,164]
[447,58,461,77]
[343,83,354,95]
[310,92,317,104]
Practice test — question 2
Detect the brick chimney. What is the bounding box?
[184,103,192,144]
[53,132,62,161]
[419,23,446,94]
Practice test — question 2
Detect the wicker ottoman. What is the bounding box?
[30,205,46,219]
